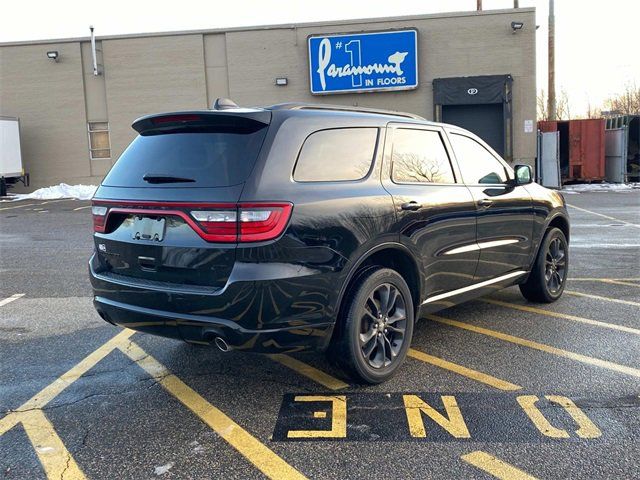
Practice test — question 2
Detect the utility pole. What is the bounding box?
[514,0,519,7]
[477,0,482,11]
[548,0,556,120]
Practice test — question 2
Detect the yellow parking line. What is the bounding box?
[600,279,640,288]
[268,354,349,390]
[565,290,640,308]
[118,341,306,480]
[0,293,25,307]
[21,410,86,480]
[428,314,640,379]
[482,299,640,335]
[73,205,92,211]
[408,349,521,391]
[19,329,135,411]
[567,203,640,228]
[461,451,538,480]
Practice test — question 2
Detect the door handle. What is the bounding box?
[478,199,494,208]
[400,201,422,211]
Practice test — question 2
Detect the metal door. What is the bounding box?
[605,127,627,183]
[537,131,561,188]
[442,104,505,157]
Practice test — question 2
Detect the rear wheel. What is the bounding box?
[519,227,568,303]
[329,267,414,384]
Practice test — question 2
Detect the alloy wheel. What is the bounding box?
[545,237,566,294]
[358,283,407,369]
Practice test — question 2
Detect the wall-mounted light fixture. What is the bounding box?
[275,77,288,86]
[511,21,524,33]
[46,51,59,62]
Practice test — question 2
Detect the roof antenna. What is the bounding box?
[212,98,239,110]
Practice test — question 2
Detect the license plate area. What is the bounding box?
[132,216,166,242]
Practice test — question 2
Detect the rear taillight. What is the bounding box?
[92,205,107,233]
[237,203,292,242]
[190,209,238,242]
[91,200,293,243]
[189,203,293,243]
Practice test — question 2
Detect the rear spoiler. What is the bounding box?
[132,110,272,134]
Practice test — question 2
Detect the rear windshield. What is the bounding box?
[102,127,268,188]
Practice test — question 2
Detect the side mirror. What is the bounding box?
[513,164,533,186]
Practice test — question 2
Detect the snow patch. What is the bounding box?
[10,183,97,201]
[562,183,640,193]
[189,440,204,454]
[35,446,55,453]
[154,462,175,476]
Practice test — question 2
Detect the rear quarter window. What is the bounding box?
[293,128,378,182]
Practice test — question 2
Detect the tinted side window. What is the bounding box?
[391,129,455,184]
[293,128,378,182]
[449,133,508,184]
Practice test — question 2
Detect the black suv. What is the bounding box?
[90,101,569,383]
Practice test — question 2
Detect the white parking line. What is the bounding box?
[0,199,72,212]
[0,293,25,307]
[567,204,640,228]
[565,290,640,308]
[73,205,92,211]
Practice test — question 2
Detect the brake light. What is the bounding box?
[189,203,292,243]
[91,200,293,243]
[190,209,238,242]
[151,114,201,124]
[238,203,292,242]
[92,205,107,233]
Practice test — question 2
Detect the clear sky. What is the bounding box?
[1,0,637,116]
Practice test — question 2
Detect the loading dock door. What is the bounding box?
[442,104,504,157]
[433,74,513,161]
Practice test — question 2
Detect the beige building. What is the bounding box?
[0,7,536,190]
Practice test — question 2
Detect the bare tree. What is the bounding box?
[538,88,571,120]
[537,89,548,121]
[556,89,571,120]
[603,83,640,116]
[584,100,601,119]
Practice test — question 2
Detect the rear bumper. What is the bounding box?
[94,296,333,353]
[89,254,338,353]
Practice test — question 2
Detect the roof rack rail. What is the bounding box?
[267,103,425,121]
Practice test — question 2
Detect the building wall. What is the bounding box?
[102,34,208,163]
[0,42,91,186]
[0,8,536,190]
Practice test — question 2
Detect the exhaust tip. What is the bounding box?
[214,336,231,352]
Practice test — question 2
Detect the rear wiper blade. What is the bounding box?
[142,174,196,184]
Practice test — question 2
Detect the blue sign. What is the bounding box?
[308,30,418,95]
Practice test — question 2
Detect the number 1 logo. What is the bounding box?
[344,40,362,87]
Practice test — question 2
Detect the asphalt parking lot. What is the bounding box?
[1,190,639,479]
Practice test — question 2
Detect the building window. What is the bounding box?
[88,122,111,159]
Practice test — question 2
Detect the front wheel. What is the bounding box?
[329,267,414,384]
[519,227,568,303]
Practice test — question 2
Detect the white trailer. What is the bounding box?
[0,116,29,196]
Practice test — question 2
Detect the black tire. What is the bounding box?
[328,267,414,384]
[519,227,568,303]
